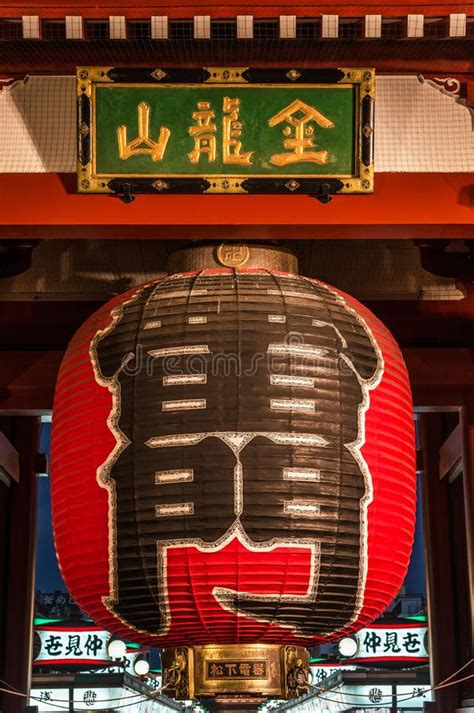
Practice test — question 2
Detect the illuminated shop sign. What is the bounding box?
[278,684,432,712]
[309,663,355,683]
[74,687,128,710]
[30,687,161,712]
[343,684,432,710]
[33,626,146,669]
[397,684,432,708]
[30,688,69,713]
[351,623,429,663]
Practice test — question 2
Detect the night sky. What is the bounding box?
[36,422,66,592]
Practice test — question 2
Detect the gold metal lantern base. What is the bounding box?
[161,644,310,700]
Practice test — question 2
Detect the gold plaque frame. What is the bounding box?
[77,66,374,198]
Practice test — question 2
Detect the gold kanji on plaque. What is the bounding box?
[208,663,224,677]
[188,101,217,164]
[268,99,335,166]
[117,102,171,161]
[222,97,253,165]
[239,663,252,676]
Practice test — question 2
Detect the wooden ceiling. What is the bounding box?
[1,238,473,413]
[0,239,472,351]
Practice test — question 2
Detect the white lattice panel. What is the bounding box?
[375,75,474,171]
[0,75,473,172]
[0,76,76,172]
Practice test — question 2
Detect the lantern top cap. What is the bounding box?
[167,242,298,275]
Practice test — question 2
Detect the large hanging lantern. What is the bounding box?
[51,243,416,699]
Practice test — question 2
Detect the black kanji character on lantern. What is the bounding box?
[84,634,103,657]
[363,631,382,654]
[94,271,381,637]
[403,632,421,653]
[65,634,83,657]
[44,635,63,657]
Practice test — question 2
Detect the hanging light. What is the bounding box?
[107,636,127,659]
[338,636,359,658]
[133,654,150,676]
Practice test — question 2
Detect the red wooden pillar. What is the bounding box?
[2,418,40,713]
[461,394,474,707]
[420,413,461,713]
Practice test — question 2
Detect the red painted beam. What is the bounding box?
[0,351,63,413]
[0,173,473,239]
[404,349,474,387]
[0,1,473,18]
[2,0,474,18]
[3,58,474,77]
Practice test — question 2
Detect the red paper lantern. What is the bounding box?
[51,258,416,648]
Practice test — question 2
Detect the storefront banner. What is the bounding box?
[74,687,134,710]
[342,683,432,709]
[352,623,428,663]
[287,682,432,712]
[397,684,433,709]
[33,625,146,668]
[309,663,356,684]
[343,684,392,706]
[31,687,149,712]
[30,688,69,712]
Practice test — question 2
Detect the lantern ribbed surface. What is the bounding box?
[51,267,416,646]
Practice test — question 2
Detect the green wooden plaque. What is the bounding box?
[77,67,374,198]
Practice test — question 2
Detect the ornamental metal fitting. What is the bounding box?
[152,179,169,192]
[167,243,298,274]
[151,69,167,81]
[216,243,250,267]
[287,69,302,81]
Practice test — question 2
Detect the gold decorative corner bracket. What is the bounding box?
[77,161,113,194]
[339,67,375,98]
[340,164,374,194]
[76,66,113,97]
